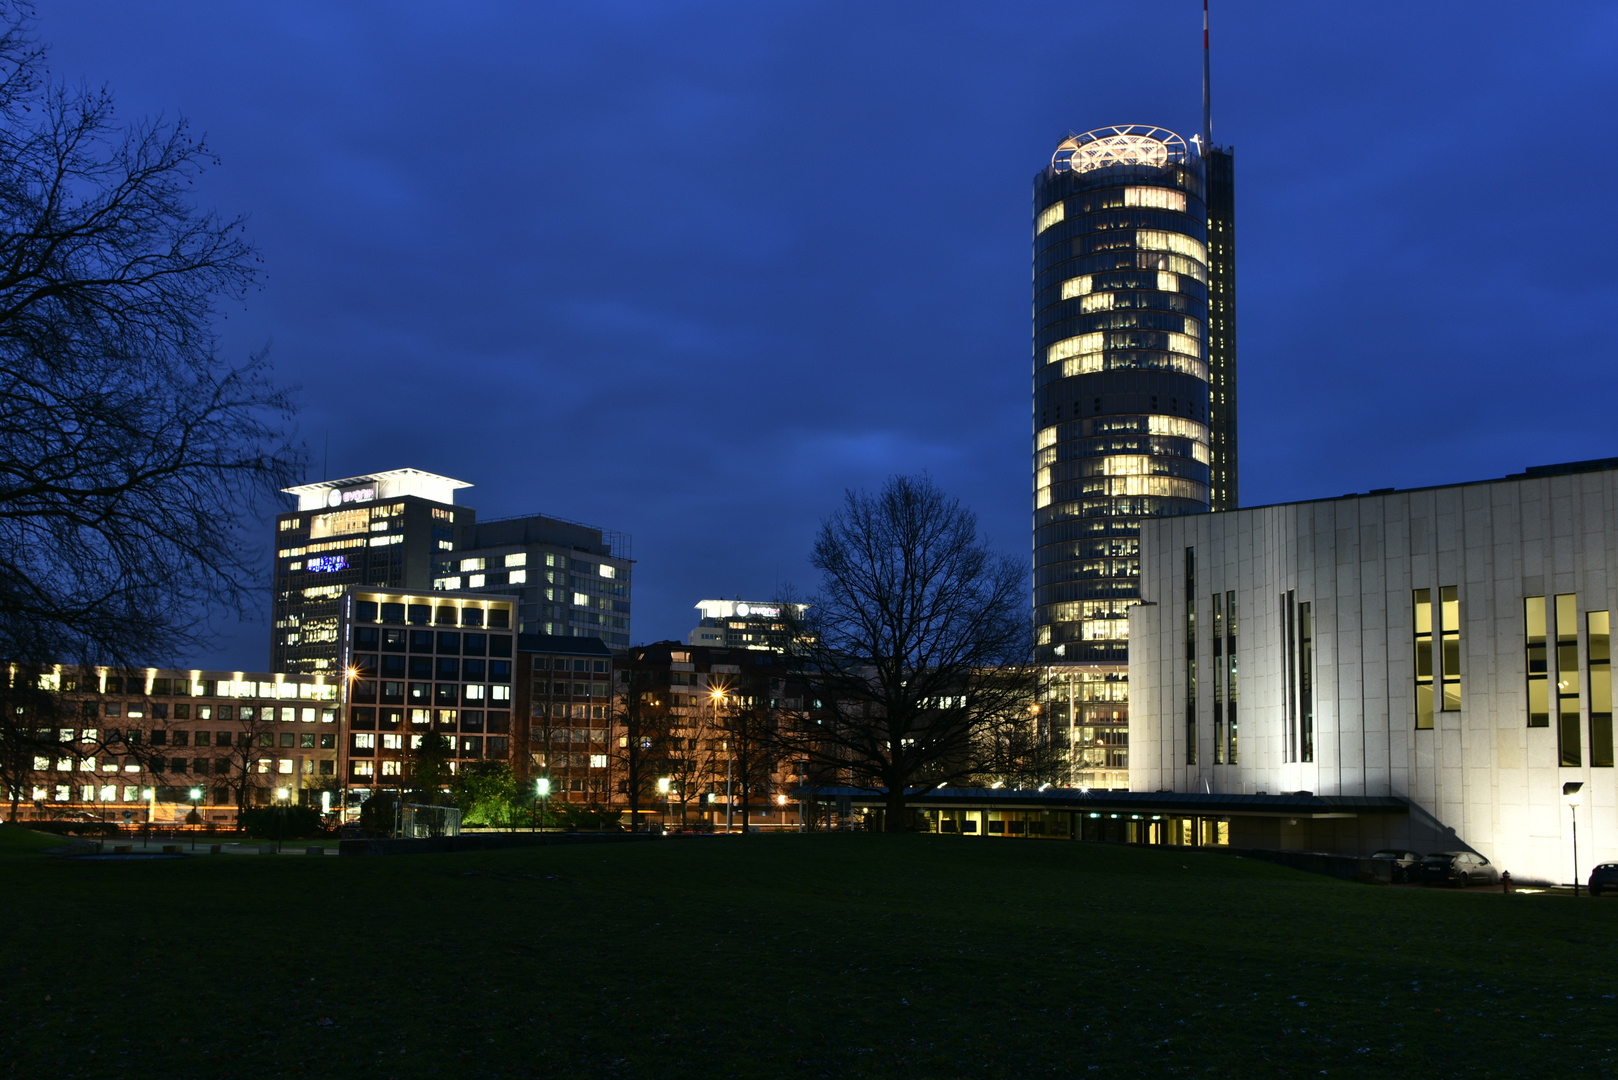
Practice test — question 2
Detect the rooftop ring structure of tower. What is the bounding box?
[1032,123,1212,665]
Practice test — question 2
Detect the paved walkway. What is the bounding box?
[57,838,338,857]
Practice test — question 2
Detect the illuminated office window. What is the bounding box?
[1036,202,1065,234]
[1589,611,1613,768]
[1047,332,1103,365]
[1439,586,1461,711]
[1135,230,1206,263]
[1413,589,1434,730]
[1124,186,1187,212]
[1525,596,1548,727]
[1060,275,1093,299]
[1556,593,1581,766]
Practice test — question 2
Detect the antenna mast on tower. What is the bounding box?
[1201,0,1212,153]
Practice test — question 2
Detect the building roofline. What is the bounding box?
[516,634,613,657]
[795,785,1408,819]
[282,468,472,498]
[1206,457,1618,517]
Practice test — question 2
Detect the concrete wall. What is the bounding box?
[1129,467,1618,884]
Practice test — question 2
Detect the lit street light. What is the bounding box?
[710,686,729,832]
[534,776,550,833]
[188,787,203,851]
[274,786,291,853]
[1565,781,1584,896]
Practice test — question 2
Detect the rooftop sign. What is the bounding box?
[283,468,473,512]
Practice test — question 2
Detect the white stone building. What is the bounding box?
[1129,459,1618,884]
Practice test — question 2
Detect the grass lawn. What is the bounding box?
[2,825,1614,1079]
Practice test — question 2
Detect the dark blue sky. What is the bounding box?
[40,2,1618,671]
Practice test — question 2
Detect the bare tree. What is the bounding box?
[523,663,572,818]
[213,704,286,815]
[780,475,1034,832]
[0,6,301,670]
[0,666,63,821]
[663,703,717,828]
[2,665,190,823]
[710,678,778,833]
[610,669,672,831]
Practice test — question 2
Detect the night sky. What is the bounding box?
[38,2,1618,671]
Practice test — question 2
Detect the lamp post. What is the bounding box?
[188,787,203,851]
[534,777,550,833]
[275,786,290,853]
[657,777,671,831]
[1564,781,1584,896]
[710,686,729,833]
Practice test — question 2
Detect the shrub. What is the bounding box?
[237,806,327,839]
[552,801,623,831]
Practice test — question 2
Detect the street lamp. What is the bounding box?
[1564,781,1584,896]
[710,686,730,832]
[534,777,550,833]
[274,786,291,853]
[187,787,203,850]
[657,776,672,830]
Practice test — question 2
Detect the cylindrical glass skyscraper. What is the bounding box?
[1032,125,1212,666]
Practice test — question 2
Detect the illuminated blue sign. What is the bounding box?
[308,556,349,574]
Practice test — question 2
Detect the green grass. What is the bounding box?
[2,825,1614,1079]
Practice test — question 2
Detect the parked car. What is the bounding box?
[1420,851,1500,887]
[1370,849,1425,883]
[1589,863,1618,897]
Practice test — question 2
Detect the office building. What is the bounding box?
[1031,125,1219,787]
[274,469,632,675]
[1128,458,1618,881]
[434,515,632,645]
[274,470,471,675]
[516,634,615,802]
[614,641,807,830]
[687,599,809,653]
[1032,123,1213,663]
[12,664,341,823]
[336,586,517,810]
[1031,14,1238,788]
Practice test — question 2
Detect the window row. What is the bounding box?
[535,703,612,720]
[64,678,338,702]
[351,600,511,628]
[351,653,513,679]
[347,707,510,733]
[348,737,510,774]
[1524,594,1613,767]
[32,754,336,777]
[351,627,513,657]
[349,682,512,706]
[1044,326,1203,366]
[532,657,611,673]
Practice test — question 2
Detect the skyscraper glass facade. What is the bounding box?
[1033,126,1213,665]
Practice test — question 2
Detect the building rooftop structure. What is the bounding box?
[282,469,473,511]
[688,599,809,653]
